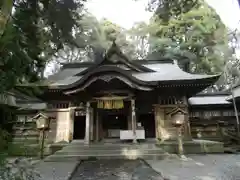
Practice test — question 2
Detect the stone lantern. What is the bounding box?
[171,111,185,127]
[168,108,187,156]
[35,114,50,130]
[31,112,50,159]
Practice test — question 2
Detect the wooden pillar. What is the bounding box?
[99,115,103,141]
[90,107,94,141]
[96,111,99,142]
[184,118,192,140]
[84,102,90,145]
[68,107,74,142]
[131,99,137,143]
[128,114,132,130]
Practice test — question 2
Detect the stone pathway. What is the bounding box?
[21,154,240,180]
[70,159,164,180]
[34,160,79,180]
[146,154,240,180]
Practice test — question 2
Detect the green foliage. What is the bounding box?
[147,0,231,74]
[55,12,137,63]
[0,0,86,93]
[0,128,10,152]
[148,0,201,23]
[7,143,40,157]
[0,157,40,180]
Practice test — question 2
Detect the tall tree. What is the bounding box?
[128,22,150,59]
[147,0,231,74]
[0,0,86,92]
[51,13,136,67]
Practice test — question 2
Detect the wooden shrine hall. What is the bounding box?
[24,41,222,146]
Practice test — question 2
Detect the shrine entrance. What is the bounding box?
[95,98,130,140]
[138,113,156,138]
[73,112,86,140]
[101,112,128,139]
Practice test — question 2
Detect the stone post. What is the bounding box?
[131,99,137,143]
[84,102,90,145]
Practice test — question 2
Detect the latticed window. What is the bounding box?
[17,115,27,123]
[48,102,69,109]
[203,111,221,119]
[159,96,184,105]
[223,111,235,116]
[190,111,201,117]
[17,115,33,123]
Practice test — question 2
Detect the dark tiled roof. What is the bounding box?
[48,67,87,82]
[46,42,221,88]
[16,102,46,110]
[48,60,220,87]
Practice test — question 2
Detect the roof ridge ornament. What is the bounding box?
[105,40,119,59]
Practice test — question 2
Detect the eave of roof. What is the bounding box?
[43,42,221,90]
[195,91,231,97]
[188,95,231,105]
[16,102,47,110]
[47,60,221,89]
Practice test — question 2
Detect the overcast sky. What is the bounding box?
[86,0,240,29]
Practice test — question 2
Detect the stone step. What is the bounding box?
[12,137,38,142]
[64,144,157,150]
[70,141,156,147]
[55,148,164,155]
[44,153,168,162]
[62,146,155,151]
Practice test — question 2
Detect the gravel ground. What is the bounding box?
[147,154,240,180]
[70,159,165,180]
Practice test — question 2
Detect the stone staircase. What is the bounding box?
[44,140,167,162]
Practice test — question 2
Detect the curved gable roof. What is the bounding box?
[50,65,155,90]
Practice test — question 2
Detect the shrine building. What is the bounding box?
[29,42,222,146]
